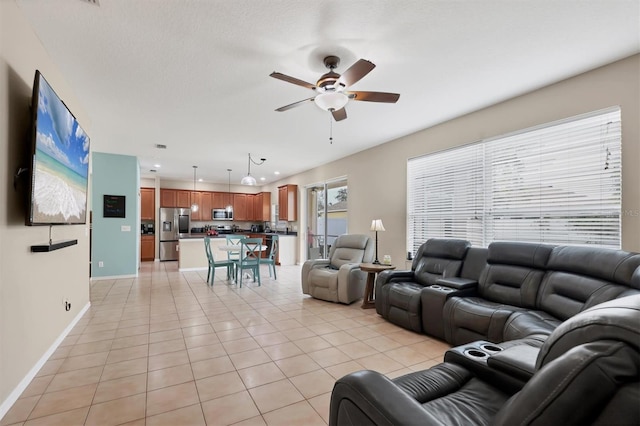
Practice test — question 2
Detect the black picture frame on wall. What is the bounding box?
[103,195,126,218]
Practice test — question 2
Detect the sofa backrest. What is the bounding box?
[478,242,554,308]
[329,234,374,268]
[460,247,488,281]
[536,246,640,320]
[412,238,471,286]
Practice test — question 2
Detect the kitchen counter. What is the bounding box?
[178,236,230,271]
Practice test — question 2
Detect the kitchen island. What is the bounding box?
[178,232,298,272]
[178,235,228,271]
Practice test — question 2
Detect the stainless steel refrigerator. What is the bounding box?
[159,207,190,261]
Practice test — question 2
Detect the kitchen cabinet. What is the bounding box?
[201,192,212,221]
[190,192,202,220]
[160,189,177,207]
[141,188,155,220]
[260,192,271,221]
[233,193,248,221]
[278,184,298,221]
[176,190,191,208]
[212,192,232,209]
[141,235,155,261]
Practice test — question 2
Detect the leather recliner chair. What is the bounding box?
[329,294,640,425]
[301,234,374,304]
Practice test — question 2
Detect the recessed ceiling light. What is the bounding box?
[198,178,203,182]
[260,177,266,181]
[154,164,161,168]
[274,171,280,175]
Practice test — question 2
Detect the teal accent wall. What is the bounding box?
[91,152,139,277]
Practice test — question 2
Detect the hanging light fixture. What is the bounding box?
[226,169,233,213]
[241,153,266,186]
[191,165,199,212]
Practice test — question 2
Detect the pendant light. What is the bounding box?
[241,153,266,185]
[225,169,233,213]
[190,165,199,212]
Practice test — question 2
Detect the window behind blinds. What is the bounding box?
[407,107,621,253]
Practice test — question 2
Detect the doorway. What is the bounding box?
[306,178,348,260]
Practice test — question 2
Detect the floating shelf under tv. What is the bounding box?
[31,239,78,252]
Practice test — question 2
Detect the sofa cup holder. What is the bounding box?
[480,344,503,353]
[463,349,489,359]
[429,285,453,292]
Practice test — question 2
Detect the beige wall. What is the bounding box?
[0,0,91,410]
[263,54,640,265]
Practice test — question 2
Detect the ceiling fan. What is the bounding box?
[270,56,400,121]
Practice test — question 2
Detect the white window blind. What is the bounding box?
[407,107,621,253]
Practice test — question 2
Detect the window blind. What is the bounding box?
[407,107,621,252]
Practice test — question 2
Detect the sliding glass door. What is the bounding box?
[306,178,348,259]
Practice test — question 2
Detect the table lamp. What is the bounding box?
[370,219,385,264]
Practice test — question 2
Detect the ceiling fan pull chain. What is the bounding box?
[329,113,333,144]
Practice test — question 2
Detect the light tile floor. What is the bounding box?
[2,262,449,426]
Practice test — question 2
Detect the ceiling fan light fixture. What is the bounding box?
[314,92,348,112]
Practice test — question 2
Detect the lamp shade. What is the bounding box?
[371,219,385,232]
[241,174,257,186]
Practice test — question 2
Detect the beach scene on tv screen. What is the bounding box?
[32,75,89,224]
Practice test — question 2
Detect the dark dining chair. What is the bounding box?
[236,238,262,287]
[204,237,235,285]
[262,235,279,279]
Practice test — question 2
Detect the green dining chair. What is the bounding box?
[262,235,279,279]
[236,238,262,287]
[204,237,235,285]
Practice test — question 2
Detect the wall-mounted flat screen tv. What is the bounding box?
[26,70,90,226]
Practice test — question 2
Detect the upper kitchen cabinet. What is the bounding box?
[278,184,297,221]
[141,187,155,220]
[200,192,212,221]
[190,191,202,220]
[176,190,191,208]
[212,192,232,209]
[233,193,248,221]
[257,192,271,221]
[160,189,177,207]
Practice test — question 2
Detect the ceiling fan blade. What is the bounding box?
[275,97,315,112]
[346,91,400,103]
[331,107,347,121]
[270,72,316,90]
[337,59,375,87]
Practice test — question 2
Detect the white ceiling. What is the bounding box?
[16,0,640,185]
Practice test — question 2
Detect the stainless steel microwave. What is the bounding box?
[212,208,233,220]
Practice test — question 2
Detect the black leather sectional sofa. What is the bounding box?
[330,295,640,425]
[329,239,640,425]
[375,238,640,346]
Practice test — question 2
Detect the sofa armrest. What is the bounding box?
[330,370,441,426]
[487,344,538,382]
[436,277,478,290]
[301,259,331,294]
[377,270,415,286]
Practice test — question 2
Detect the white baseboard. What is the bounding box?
[90,273,138,281]
[178,267,208,272]
[0,302,91,421]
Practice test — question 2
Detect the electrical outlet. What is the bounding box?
[98,261,104,267]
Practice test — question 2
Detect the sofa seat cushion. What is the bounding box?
[503,310,561,341]
[307,267,339,301]
[443,297,524,345]
[382,282,424,333]
[393,363,510,425]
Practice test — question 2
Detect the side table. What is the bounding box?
[360,263,396,309]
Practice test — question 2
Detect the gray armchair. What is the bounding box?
[302,234,374,304]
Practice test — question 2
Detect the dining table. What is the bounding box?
[217,244,267,283]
